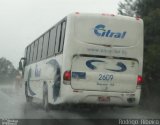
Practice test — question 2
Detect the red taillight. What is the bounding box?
[63,71,71,81]
[136,16,141,20]
[137,75,143,85]
[75,12,80,15]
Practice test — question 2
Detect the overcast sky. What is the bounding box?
[0,0,123,68]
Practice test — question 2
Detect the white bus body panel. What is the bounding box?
[61,13,143,106]
[71,57,138,92]
[24,55,63,104]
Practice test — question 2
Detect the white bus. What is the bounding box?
[19,13,144,110]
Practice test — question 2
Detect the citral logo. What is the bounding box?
[94,24,126,39]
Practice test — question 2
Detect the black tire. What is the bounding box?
[25,82,32,103]
[43,82,49,111]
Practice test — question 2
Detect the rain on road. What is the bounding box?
[0,84,159,125]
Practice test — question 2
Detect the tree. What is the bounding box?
[0,57,17,83]
[118,0,160,17]
[118,0,160,110]
[118,0,137,17]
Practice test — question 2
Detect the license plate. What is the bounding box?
[98,96,110,102]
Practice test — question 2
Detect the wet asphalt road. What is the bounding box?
[0,84,159,125]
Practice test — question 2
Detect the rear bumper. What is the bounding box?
[59,87,141,106]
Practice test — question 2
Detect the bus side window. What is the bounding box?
[33,40,39,62]
[42,32,49,59]
[55,24,61,54]
[26,46,31,65]
[29,43,34,64]
[59,21,66,53]
[48,27,57,57]
[37,36,44,61]
[25,48,27,59]
[25,47,28,64]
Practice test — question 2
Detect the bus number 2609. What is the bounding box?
[98,74,114,81]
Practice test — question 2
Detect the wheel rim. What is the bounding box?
[25,83,29,101]
[43,85,48,110]
[44,96,48,108]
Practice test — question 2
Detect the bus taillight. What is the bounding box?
[63,71,71,84]
[75,12,80,15]
[137,75,143,85]
[136,16,141,20]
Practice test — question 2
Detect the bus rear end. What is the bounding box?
[62,13,143,106]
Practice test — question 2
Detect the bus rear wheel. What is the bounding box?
[43,82,49,111]
[25,82,33,103]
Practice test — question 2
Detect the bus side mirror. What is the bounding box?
[23,58,26,67]
[19,60,23,71]
[19,57,26,77]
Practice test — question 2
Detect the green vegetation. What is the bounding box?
[0,57,17,84]
[118,0,160,111]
